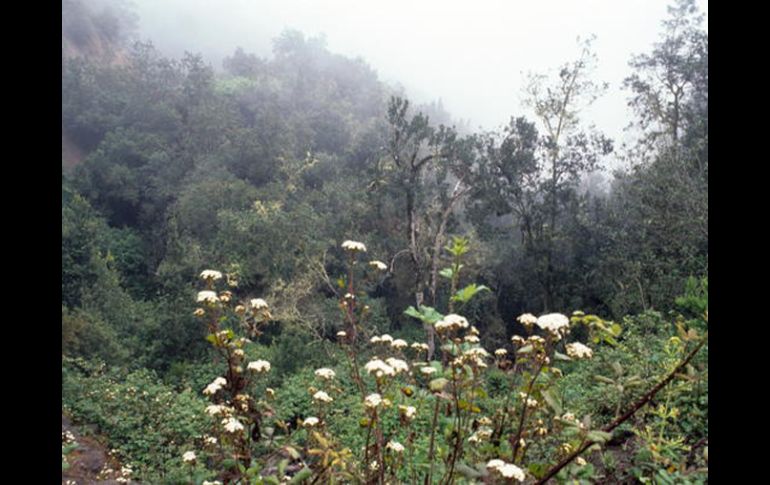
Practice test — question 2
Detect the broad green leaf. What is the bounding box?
[430,378,449,392]
[554,351,572,361]
[289,467,312,484]
[587,430,612,443]
[541,389,563,415]
[451,284,490,303]
[439,268,454,279]
[593,375,615,384]
[278,459,289,478]
[404,305,444,324]
[455,463,483,478]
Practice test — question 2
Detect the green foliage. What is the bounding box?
[62,357,211,483]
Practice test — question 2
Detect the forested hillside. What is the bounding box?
[62,0,707,483]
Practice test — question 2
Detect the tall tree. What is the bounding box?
[520,38,613,311]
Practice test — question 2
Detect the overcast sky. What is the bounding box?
[130,0,707,152]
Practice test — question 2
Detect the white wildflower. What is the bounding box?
[303,416,320,427]
[536,313,570,334]
[391,339,408,349]
[200,270,223,281]
[420,367,437,375]
[205,404,227,416]
[222,417,244,433]
[386,441,405,453]
[385,357,409,374]
[464,335,480,343]
[364,393,382,408]
[517,313,537,326]
[365,358,395,378]
[499,463,525,480]
[369,260,388,271]
[435,314,469,333]
[379,334,393,344]
[197,291,219,303]
[341,240,367,252]
[182,451,196,463]
[314,368,336,380]
[399,405,417,420]
[566,342,593,359]
[495,348,508,357]
[313,390,333,403]
[247,360,271,373]
[250,298,268,309]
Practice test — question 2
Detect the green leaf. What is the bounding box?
[439,268,454,279]
[430,378,449,392]
[451,284,490,304]
[517,345,533,354]
[593,375,615,385]
[289,467,312,484]
[455,463,483,478]
[541,389,563,415]
[263,476,281,485]
[554,351,572,361]
[278,459,289,478]
[404,305,444,324]
[587,430,612,443]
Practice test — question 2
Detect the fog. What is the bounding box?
[130,0,707,152]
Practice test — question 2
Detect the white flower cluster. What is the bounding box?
[313,390,333,403]
[435,314,469,333]
[365,358,396,378]
[566,342,593,359]
[205,404,228,416]
[197,290,219,304]
[536,313,570,336]
[411,342,429,352]
[250,298,268,309]
[369,260,388,270]
[315,368,336,380]
[203,377,227,395]
[495,348,508,357]
[420,366,437,375]
[398,405,417,421]
[364,393,382,408]
[341,240,367,252]
[182,451,196,463]
[391,338,408,350]
[303,416,320,427]
[386,440,405,453]
[517,313,537,326]
[247,360,271,373]
[519,392,538,408]
[222,417,244,433]
[468,427,492,444]
[202,481,223,485]
[200,270,223,281]
[385,357,409,374]
[370,334,393,344]
[486,459,526,481]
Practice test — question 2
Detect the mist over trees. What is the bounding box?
[62,0,707,482]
